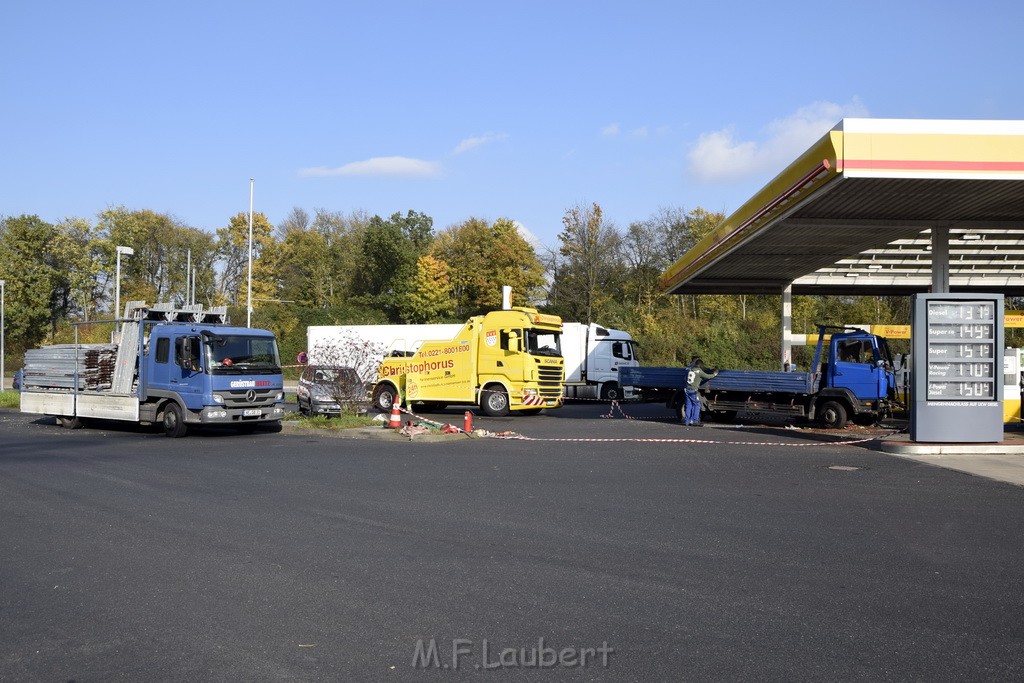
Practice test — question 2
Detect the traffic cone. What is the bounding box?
[388,397,402,429]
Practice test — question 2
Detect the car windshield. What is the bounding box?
[204,333,282,375]
[307,367,361,385]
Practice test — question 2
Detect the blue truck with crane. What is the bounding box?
[619,326,900,428]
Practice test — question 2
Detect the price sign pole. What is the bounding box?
[911,293,1004,442]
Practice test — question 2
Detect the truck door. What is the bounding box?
[478,328,521,382]
[832,338,883,400]
[148,335,172,390]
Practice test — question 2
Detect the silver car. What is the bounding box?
[296,365,370,416]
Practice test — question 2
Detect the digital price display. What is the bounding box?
[912,293,1004,443]
[925,301,997,401]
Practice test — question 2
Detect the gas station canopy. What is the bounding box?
[661,119,1024,296]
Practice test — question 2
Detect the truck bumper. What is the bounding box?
[199,404,286,424]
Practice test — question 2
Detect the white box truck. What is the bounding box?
[560,323,639,401]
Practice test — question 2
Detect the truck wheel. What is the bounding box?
[600,381,622,401]
[818,401,848,429]
[371,383,398,413]
[481,385,510,417]
[57,416,83,430]
[162,403,189,438]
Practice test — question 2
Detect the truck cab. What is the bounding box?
[373,307,565,416]
[143,324,285,433]
[813,328,897,425]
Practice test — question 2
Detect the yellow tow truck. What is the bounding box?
[370,308,564,416]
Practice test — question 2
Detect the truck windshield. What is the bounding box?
[203,333,282,375]
[527,330,561,357]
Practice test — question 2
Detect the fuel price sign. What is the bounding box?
[925,301,997,401]
[911,293,1004,443]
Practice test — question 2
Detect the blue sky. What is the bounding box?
[2,1,1022,252]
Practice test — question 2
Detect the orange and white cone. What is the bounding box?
[388,397,402,429]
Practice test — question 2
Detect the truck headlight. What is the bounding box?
[275,392,284,401]
[212,394,225,404]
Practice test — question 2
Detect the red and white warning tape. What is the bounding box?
[489,432,894,446]
[386,400,903,447]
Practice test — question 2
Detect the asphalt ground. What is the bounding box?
[1,404,1023,680]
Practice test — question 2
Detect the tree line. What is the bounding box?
[0,203,942,374]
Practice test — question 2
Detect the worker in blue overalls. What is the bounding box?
[685,358,719,426]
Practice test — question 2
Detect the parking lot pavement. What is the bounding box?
[2,407,1024,680]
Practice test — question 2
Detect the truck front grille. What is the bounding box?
[218,389,279,407]
[537,366,564,397]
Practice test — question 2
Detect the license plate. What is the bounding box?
[243,409,262,417]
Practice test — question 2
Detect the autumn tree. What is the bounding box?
[49,217,105,321]
[0,215,61,348]
[276,209,368,308]
[351,210,434,321]
[216,211,277,307]
[430,217,546,317]
[398,255,454,323]
[548,202,623,324]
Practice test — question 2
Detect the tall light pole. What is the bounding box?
[115,245,134,337]
[1,279,5,390]
[247,177,254,328]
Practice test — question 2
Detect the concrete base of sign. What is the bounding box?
[880,432,1024,487]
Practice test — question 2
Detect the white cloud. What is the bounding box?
[687,99,870,183]
[512,220,544,251]
[299,156,442,178]
[629,126,649,138]
[453,133,509,155]
[601,123,620,136]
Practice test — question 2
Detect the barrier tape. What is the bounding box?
[497,399,904,447]
[489,431,900,447]
[385,395,906,448]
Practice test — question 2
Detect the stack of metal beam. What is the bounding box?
[23,344,118,390]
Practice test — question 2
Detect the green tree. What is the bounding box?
[49,217,105,321]
[351,211,434,321]
[0,215,60,348]
[276,209,369,308]
[399,255,454,322]
[430,217,546,316]
[97,207,214,310]
[549,202,623,323]
[215,211,277,306]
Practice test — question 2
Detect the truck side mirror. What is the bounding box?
[507,331,520,352]
[175,336,201,371]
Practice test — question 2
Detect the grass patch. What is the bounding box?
[0,391,20,409]
[284,413,381,430]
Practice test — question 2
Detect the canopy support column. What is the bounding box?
[932,226,950,293]
[781,284,793,370]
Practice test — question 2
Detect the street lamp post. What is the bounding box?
[247,177,254,328]
[115,245,134,337]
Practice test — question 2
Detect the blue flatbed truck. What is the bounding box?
[20,302,286,437]
[619,326,900,429]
